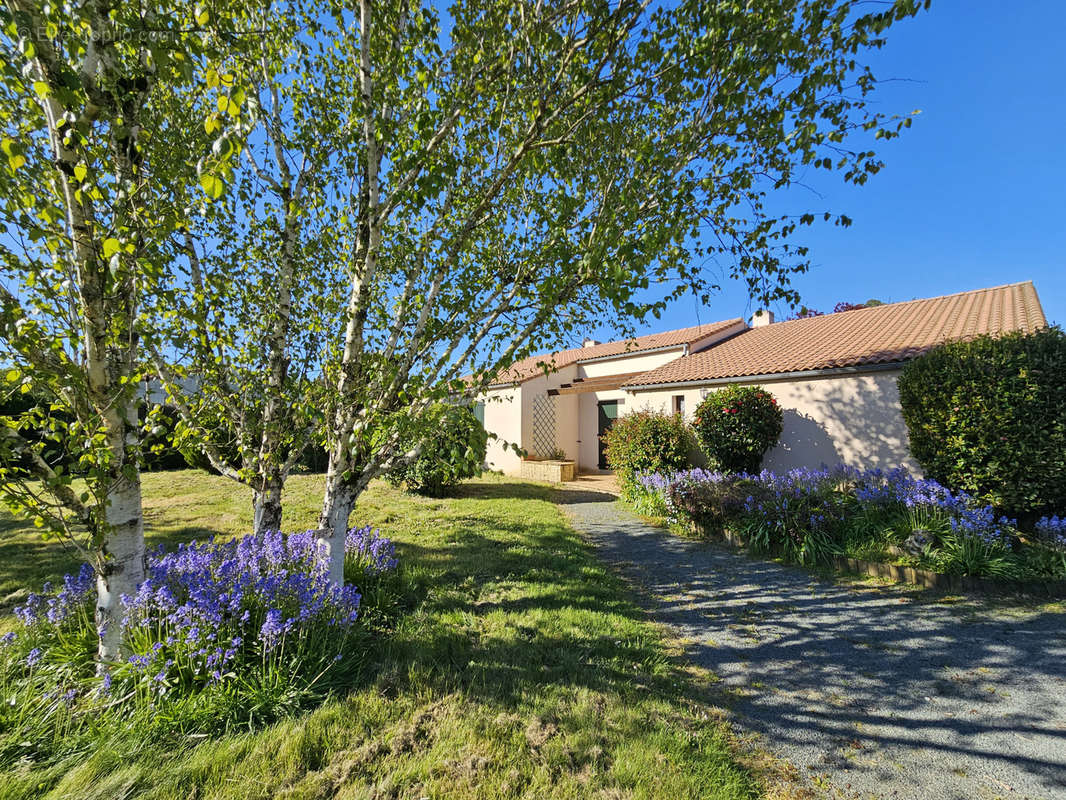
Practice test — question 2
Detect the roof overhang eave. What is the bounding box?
[622,360,909,391]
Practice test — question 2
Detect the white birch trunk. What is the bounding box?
[252,473,284,534]
[315,0,377,585]
[95,396,145,663]
[96,469,145,662]
[317,455,354,584]
[15,1,151,665]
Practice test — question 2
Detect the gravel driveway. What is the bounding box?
[557,489,1066,800]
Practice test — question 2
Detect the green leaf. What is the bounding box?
[102,238,121,259]
[217,96,239,116]
[32,81,51,99]
[200,173,224,200]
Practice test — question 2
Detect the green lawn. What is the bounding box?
[0,471,761,800]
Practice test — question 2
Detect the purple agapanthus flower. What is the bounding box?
[638,462,1021,548]
[1035,515,1066,549]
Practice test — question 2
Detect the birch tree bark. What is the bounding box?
[0,2,252,660]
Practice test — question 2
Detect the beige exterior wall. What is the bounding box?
[520,373,548,455]
[554,392,580,462]
[629,369,920,474]
[480,364,579,475]
[482,385,523,474]
[480,326,776,476]
[576,348,684,379]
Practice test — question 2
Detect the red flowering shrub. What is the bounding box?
[692,385,783,473]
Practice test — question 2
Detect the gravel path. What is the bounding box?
[557,489,1066,800]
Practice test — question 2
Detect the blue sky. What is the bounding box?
[591,0,1065,338]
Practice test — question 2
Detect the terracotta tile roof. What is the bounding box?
[624,282,1046,388]
[490,318,744,386]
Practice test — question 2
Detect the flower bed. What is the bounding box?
[0,526,398,764]
[632,465,1066,586]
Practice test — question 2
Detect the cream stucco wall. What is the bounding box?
[480,364,579,475]
[482,385,523,474]
[628,369,920,474]
[554,392,579,461]
[576,348,685,379]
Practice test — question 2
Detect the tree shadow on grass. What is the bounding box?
[368,505,713,716]
[451,479,618,506]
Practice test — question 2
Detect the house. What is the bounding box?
[478,281,1047,476]
[478,319,748,473]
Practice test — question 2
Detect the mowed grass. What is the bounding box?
[0,470,759,800]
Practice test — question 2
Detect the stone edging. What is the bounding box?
[699,524,1066,598]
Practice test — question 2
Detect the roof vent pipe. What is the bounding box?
[751,310,774,327]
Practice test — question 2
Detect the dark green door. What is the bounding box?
[597,400,620,469]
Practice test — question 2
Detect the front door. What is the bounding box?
[597,400,620,469]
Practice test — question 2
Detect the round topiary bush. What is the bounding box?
[897,327,1066,520]
[386,403,488,497]
[603,410,692,496]
[692,385,782,474]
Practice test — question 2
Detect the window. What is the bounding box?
[473,401,485,426]
[672,395,685,416]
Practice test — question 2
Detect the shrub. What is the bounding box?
[692,385,783,474]
[603,410,692,498]
[387,404,488,497]
[141,403,195,471]
[898,327,1066,520]
[0,527,398,764]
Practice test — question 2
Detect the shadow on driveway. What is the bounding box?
[560,493,1066,800]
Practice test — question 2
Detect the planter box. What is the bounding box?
[520,459,577,483]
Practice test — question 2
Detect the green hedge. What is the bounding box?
[898,327,1066,520]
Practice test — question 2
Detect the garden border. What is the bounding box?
[701,525,1066,598]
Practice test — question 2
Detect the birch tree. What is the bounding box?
[311,0,929,581]
[0,2,247,661]
[148,6,345,534]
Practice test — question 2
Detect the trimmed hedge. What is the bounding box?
[603,410,691,497]
[692,385,782,474]
[898,327,1066,520]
